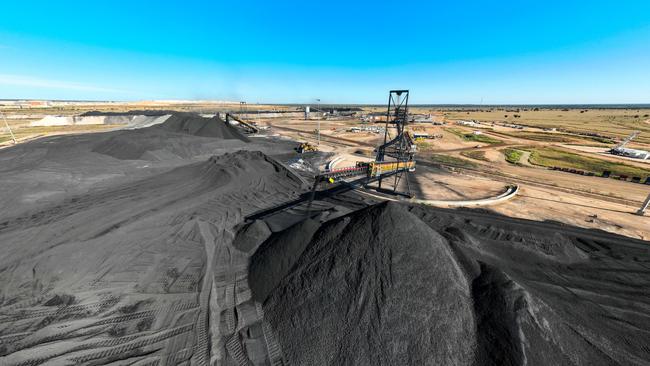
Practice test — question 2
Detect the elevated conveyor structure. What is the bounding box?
[613,131,640,151]
[313,90,417,196]
[225,113,259,134]
[247,90,419,221]
[317,161,416,183]
[375,90,416,196]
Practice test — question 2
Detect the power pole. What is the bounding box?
[316,98,321,146]
[2,113,17,144]
[637,193,650,216]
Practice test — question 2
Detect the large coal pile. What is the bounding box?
[0,150,306,364]
[156,113,249,141]
[251,202,475,365]
[91,112,249,160]
[250,202,650,366]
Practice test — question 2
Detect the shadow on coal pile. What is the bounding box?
[247,201,650,366]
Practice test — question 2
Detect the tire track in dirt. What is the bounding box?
[0,151,301,365]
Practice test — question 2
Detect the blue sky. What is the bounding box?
[1,1,649,104]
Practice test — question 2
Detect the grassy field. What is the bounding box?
[495,131,613,145]
[0,135,14,144]
[415,140,434,151]
[524,146,650,178]
[502,148,524,164]
[447,128,502,144]
[443,108,650,144]
[460,150,489,161]
[429,153,478,168]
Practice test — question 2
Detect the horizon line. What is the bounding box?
[1,98,650,108]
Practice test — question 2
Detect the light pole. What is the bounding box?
[2,113,16,144]
[316,98,321,146]
[637,193,650,216]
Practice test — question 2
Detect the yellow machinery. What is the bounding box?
[297,142,318,153]
[364,160,416,177]
[321,160,416,183]
[312,90,418,195]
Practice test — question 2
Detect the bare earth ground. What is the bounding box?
[258,117,650,240]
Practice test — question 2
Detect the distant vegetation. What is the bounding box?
[525,147,650,178]
[429,153,478,168]
[502,149,524,164]
[443,108,650,144]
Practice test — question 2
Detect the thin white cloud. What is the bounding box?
[0,74,129,94]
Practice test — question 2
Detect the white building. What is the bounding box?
[612,147,650,160]
[456,120,479,127]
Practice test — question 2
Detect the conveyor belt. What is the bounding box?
[245,166,412,222]
[318,160,416,183]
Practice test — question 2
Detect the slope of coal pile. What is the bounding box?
[248,218,321,301]
[409,205,650,365]
[253,202,650,366]
[157,112,249,141]
[0,116,296,221]
[0,150,305,365]
[91,112,248,160]
[253,202,475,365]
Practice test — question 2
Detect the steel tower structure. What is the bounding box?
[374,90,416,196]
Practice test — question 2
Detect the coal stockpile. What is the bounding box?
[156,112,249,141]
[2,110,649,365]
[251,202,475,365]
[0,149,305,365]
[250,202,650,366]
[91,112,249,160]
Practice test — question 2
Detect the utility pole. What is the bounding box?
[637,193,650,216]
[316,98,321,146]
[1,113,17,144]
